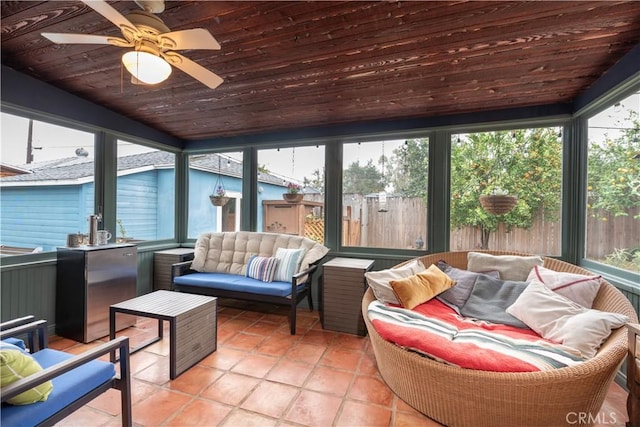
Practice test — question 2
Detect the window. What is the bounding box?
[116,140,175,242]
[586,92,640,273]
[342,139,427,249]
[188,152,243,238]
[257,146,325,243]
[0,113,95,254]
[450,128,562,255]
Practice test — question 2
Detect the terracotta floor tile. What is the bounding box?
[87,387,123,416]
[358,351,381,376]
[132,388,192,426]
[319,346,362,371]
[223,331,266,351]
[244,320,281,336]
[200,372,260,406]
[220,409,277,427]
[284,389,342,426]
[265,358,314,387]
[222,317,255,331]
[168,365,224,395]
[393,411,444,427]
[54,404,115,426]
[305,365,354,396]
[129,348,165,375]
[165,398,233,426]
[51,305,630,427]
[285,342,326,365]
[299,329,337,346]
[230,353,279,378]
[129,379,159,405]
[240,381,299,418]
[331,333,368,351]
[199,347,247,371]
[348,375,394,407]
[142,336,170,356]
[335,400,392,427]
[255,334,298,356]
[48,336,80,351]
[216,326,238,344]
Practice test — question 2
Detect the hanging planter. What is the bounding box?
[282,193,303,203]
[210,195,229,206]
[209,155,229,207]
[283,182,303,203]
[479,194,518,215]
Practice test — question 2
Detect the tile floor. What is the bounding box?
[49,300,630,426]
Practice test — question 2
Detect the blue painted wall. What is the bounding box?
[187,168,285,238]
[1,169,287,250]
[0,184,93,251]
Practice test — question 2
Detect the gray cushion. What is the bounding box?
[460,276,529,329]
[436,261,500,308]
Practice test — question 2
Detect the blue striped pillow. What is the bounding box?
[246,255,278,282]
[273,248,305,282]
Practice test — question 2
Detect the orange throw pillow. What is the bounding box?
[390,264,455,309]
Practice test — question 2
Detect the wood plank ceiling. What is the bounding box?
[2,1,640,141]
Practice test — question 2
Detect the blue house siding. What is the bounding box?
[0,185,89,251]
[156,169,175,239]
[116,171,159,240]
[1,166,287,250]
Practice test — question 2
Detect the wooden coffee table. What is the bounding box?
[110,290,217,379]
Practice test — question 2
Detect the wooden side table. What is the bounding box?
[110,290,217,379]
[154,248,195,291]
[322,257,374,336]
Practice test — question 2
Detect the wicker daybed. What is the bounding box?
[362,250,638,427]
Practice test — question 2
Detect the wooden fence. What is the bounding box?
[341,195,638,258]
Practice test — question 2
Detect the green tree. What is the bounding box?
[389,138,429,198]
[587,111,640,219]
[450,128,562,249]
[303,168,325,193]
[343,160,386,194]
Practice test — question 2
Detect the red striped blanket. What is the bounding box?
[367,299,584,372]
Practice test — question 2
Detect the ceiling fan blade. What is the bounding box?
[81,0,137,32]
[41,32,132,47]
[162,51,223,89]
[158,28,221,51]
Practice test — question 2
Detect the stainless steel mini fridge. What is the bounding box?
[56,244,137,343]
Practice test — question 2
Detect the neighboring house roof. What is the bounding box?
[0,151,287,187]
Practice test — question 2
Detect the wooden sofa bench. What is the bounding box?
[172,231,329,334]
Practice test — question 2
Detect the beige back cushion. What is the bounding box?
[191,231,329,275]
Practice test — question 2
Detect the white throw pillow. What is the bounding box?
[365,259,426,304]
[527,265,602,308]
[467,252,543,281]
[506,279,628,358]
[273,248,305,282]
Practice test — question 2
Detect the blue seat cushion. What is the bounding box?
[174,272,304,297]
[1,348,115,427]
[2,337,26,350]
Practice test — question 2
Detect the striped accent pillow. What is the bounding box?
[273,248,305,282]
[246,255,278,282]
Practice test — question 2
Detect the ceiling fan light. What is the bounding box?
[122,51,171,85]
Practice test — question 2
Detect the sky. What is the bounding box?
[2,91,637,177]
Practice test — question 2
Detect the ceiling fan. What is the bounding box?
[42,0,223,89]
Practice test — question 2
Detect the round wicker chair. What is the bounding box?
[362,250,638,427]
